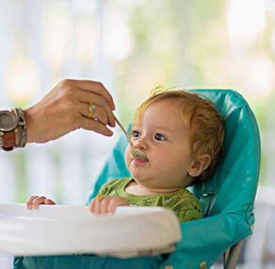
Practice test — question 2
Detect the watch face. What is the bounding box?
[0,111,18,131]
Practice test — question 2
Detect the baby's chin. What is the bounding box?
[130,172,146,182]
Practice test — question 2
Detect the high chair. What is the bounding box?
[12,89,261,269]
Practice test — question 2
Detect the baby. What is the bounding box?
[27,88,225,222]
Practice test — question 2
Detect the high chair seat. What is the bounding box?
[12,89,261,269]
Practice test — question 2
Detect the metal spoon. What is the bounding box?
[114,116,147,159]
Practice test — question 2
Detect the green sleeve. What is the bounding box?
[96,180,117,197]
[96,178,127,197]
[170,196,203,222]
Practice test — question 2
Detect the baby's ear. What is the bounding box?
[188,154,211,177]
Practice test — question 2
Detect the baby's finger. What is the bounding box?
[107,199,120,213]
[89,200,95,213]
[26,195,39,209]
[32,196,47,209]
[108,197,129,213]
[90,198,102,214]
[99,197,112,214]
[45,198,56,205]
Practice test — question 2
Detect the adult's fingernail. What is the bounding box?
[108,121,115,127]
[107,129,113,136]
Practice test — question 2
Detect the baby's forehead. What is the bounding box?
[135,98,188,121]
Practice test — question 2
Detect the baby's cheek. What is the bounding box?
[124,145,132,168]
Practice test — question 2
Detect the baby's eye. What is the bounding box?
[154,133,166,141]
[131,130,140,138]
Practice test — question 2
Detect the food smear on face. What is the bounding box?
[132,148,147,160]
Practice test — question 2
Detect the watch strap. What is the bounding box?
[0,131,3,148]
[14,108,27,148]
[2,130,16,151]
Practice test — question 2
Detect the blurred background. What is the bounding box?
[0,0,274,268]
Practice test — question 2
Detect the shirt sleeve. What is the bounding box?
[96,179,118,197]
[170,196,203,222]
[96,178,126,197]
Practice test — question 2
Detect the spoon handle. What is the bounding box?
[114,116,135,149]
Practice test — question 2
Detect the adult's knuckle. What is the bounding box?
[57,80,76,98]
[61,86,75,99]
[95,81,104,88]
[60,79,73,87]
[97,96,107,107]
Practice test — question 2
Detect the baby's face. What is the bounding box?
[125,99,196,190]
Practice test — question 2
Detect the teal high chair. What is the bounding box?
[14,89,261,269]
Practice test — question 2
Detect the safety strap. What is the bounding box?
[200,192,216,218]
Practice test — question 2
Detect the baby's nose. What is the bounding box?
[134,137,147,150]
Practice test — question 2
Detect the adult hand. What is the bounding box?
[89,196,129,214]
[24,79,116,143]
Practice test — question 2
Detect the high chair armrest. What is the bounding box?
[160,213,251,269]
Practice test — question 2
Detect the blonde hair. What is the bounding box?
[134,87,225,182]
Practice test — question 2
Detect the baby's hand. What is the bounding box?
[26,195,56,209]
[89,196,129,214]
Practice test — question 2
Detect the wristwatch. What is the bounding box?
[0,108,27,151]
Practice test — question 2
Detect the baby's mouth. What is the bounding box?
[134,157,148,165]
[133,151,148,162]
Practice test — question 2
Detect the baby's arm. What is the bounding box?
[26,195,56,209]
[89,196,129,214]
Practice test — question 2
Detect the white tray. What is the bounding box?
[0,203,181,258]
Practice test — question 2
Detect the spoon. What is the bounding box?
[114,116,147,160]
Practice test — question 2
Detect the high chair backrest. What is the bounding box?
[189,89,260,220]
[86,89,261,268]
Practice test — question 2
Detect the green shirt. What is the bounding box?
[97,177,203,222]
